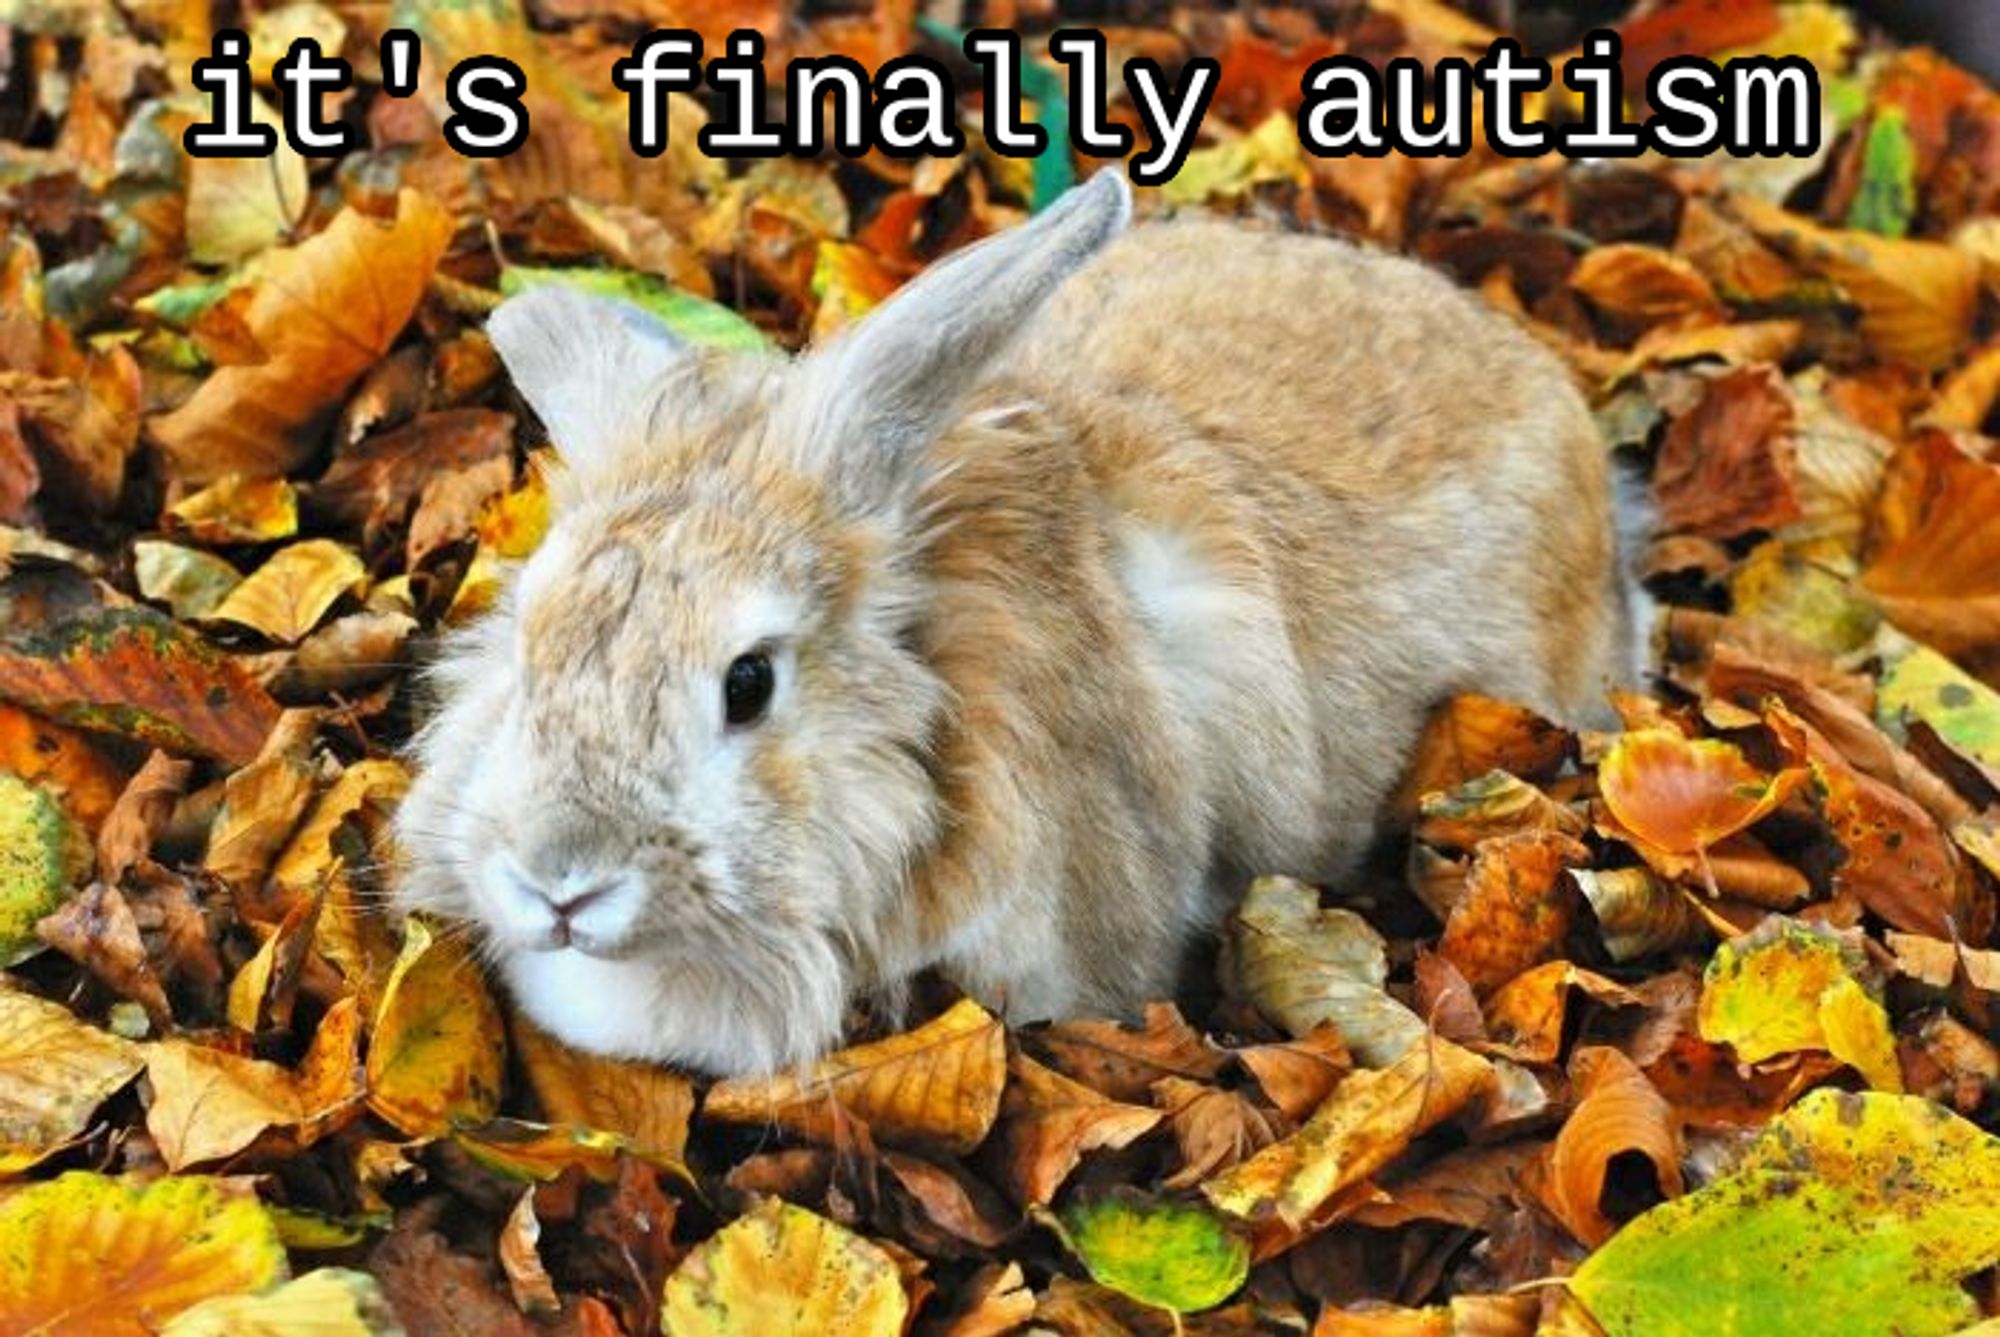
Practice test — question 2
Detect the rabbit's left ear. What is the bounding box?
[788,171,1132,515]
[488,285,691,471]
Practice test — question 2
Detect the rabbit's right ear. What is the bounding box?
[487,285,691,472]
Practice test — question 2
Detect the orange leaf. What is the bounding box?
[1437,831,1592,994]
[1861,432,2000,685]
[0,567,279,766]
[1391,695,1572,822]
[1536,1047,1683,1247]
[149,191,456,481]
[994,1051,1163,1207]
[1598,729,1805,858]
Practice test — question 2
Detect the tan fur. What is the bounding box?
[394,178,1629,1074]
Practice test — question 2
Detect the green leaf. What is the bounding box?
[1845,106,1918,239]
[1570,1090,2000,1336]
[1059,1190,1250,1315]
[0,775,85,965]
[1876,638,2000,770]
[500,264,766,352]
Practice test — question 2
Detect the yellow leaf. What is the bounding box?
[161,1268,391,1336]
[132,540,242,620]
[704,997,1005,1156]
[513,1015,695,1163]
[183,94,306,266]
[365,918,505,1137]
[150,191,456,481]
[0,775,90,965]
[660,1198,908,1336]
[0,988,143,1175]
[1570,1091,2000,1335]
[1160,112,1306,207]
[1697,918,1902,1091]
[1203,1038,1492,1227]
[165,476,299,544]
[0,1172,287,1334]
[475,454,552,559]
[209,539,366,644]
[145,996,365,1170]
[271,758,409,899]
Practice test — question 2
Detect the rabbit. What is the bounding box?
[393,172,1635,1077]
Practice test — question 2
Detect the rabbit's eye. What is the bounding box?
[724,651,775,727]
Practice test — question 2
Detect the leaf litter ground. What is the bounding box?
[2,0,2000,1332]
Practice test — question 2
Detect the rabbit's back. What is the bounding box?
[983,219,1628,887]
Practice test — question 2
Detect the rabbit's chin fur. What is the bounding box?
[395,174,1639,1077]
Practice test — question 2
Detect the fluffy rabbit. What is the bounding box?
[394,173,1633,1076]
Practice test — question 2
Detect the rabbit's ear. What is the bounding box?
[488,285,690,471]
[789,171,1132,514]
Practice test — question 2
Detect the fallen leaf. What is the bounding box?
[499,1190,560,1316]
[1571,244,1724,330]
[995,1051,1164,1207]
[1059,1190,1250,1315]
[1596,729,1806,881]
[1568,1090,2000,1334]
[1391,696,1572,822]
[35,881,172,1024]
[313,408,515,548]
[150,191,456,481]
[0,987,143,1174]
[659,1197,908,1335]
[1572,867,1709,962]
[1436,830,1591,994]
[0,701,124,833]
[1235,1025,1352,1123]
[1224,876,1426,1066]
[133,541,242,621]
[1651,366,1802,541]
[1154,1077,1280,1189]
[160,1268,394,1336]
[365,918,505,1137]
[513,1014,695,1163]
[1536,1047,1683,1247]
[1203,1038,1493,1229]
[209,540,366,644]
[144,995,364,1169]
[0,1172,287,1333]
[1414,770,1586,853]
[0,775,88,963]
[704,997,1004,1156]
[1030,1002,1226,1103]
[1733,194,1982,371]
[165,476,299,545]
[182,94,307,266]
[934,1261,1035,1337]
[1861,432,2000,683]
[1697,917,1902,1091]
[1482,962,1642,1066]
[1876,639,2000,773]
[0,565,280,765]
[1883,931,2000,991]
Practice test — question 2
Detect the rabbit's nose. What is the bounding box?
[485,853,631,948]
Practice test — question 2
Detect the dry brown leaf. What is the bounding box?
[498,1190,561,1317]
[1481,962,1642,1067]
[1732,195,1981,371]
[1203,1038,1493,1228]
[36,882,172,1026]
[1225,876,1426,1066]
[1235,1025,1353,1123]
[704,997,1004,1156]
[1651,366,1803,541]
[1571,244,1724,329]
[1154,1076,1281,1189]
[149,191,456,481]
[95,751,192,885]
[1030,1002,1226,1103]
[1415,770,1586,853]
[994,1051,1163,1207]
